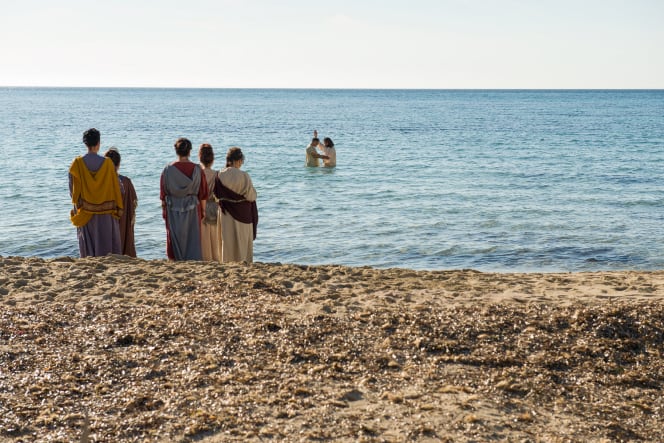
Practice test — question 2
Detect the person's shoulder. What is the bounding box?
[162,162,178,174]
[121,175,137,190]
[69,156,84,172]
[230,167,248,176]
[172,161,195,171]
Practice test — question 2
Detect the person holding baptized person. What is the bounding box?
[160,137,208,261]
[305,130,329,167]
[69,128,123,257]
[214,147,258,263]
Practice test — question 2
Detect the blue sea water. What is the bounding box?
[0,88,662,272]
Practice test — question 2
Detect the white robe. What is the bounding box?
[322,146,336,167]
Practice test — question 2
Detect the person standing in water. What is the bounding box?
[318,136,336,168]
[305,130,329,167]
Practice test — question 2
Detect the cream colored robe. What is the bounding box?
[217,167,257,263]
[305,144,320,167]
[201,167,222,261]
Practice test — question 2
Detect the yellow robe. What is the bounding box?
[69,156,123,227]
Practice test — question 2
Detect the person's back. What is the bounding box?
[118,175,138,256]
[214,147,258,263]
[160,137,207,261]
[69,128,123,257]
[105,148,138,257]
[199,143,221,261]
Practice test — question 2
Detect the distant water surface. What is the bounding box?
[0,88,662,272]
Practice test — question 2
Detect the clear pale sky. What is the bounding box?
[2,0,662,88]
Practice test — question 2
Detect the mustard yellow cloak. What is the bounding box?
[69,156,123,227]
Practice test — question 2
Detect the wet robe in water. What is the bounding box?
[69,154,123,257]
[161,163,204,260]
[213,167,258,263]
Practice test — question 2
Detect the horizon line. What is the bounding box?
[1,85,663,91]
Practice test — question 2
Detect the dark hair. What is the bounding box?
[226,147,245,167]
[174,137,192,157]
[311,137,320,145]
[104,148,121,168]
[83,128,100,148]
[323,137,334,148]
[199,143,214,167]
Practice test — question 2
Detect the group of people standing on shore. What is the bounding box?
[68,128,258,263]
[160,137,258,262]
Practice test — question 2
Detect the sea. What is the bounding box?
[0,88,662,272]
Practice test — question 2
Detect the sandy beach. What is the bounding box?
[1,255,663,442]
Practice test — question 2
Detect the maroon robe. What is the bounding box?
[119,175,138,257]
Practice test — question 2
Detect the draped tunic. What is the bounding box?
[68,153,122,257]
[118,175,138,257]
[213,167,258,263]
[200,166,222,261]
[160,162,208,260]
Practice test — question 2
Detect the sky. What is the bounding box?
[1,0,663,89]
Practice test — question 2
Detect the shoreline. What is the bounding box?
[3,254,664,308]
[1,255,663,441]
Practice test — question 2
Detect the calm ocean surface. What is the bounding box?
[0,88,662,272]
